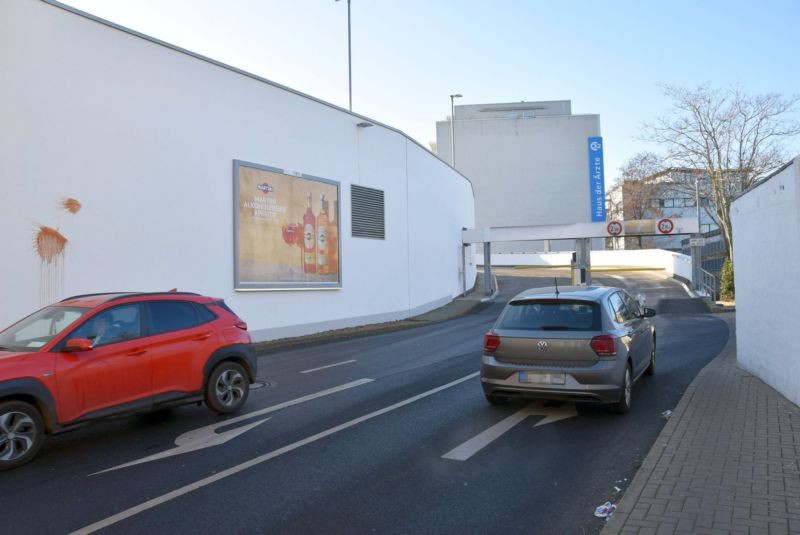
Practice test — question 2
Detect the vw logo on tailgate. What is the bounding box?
[537,340,548,351]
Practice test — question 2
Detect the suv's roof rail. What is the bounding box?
[59,291,202,303]
[107,291,202,301]
[60,292,130,302]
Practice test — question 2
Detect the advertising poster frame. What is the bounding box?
[233,160,341,291]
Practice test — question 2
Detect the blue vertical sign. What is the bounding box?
[588,136,606,222]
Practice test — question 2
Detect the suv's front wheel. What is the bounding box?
[0,401,45,471]
[205,361,250,414]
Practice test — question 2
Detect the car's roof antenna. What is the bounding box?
[554,277,559,299]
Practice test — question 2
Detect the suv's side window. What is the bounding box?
[608,293,629,324]
[69,304,142,347]
[147,301,202,336]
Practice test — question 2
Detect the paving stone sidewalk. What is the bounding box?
[604,313,800,535]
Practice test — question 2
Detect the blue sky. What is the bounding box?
[63,0,800,180]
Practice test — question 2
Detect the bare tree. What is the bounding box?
[618,152,664,248]
[644,84,800,261]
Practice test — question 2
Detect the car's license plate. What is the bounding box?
[519,372,565,385]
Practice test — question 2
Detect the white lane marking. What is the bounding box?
[72,372,479,535]
[92,378,374,475]
[442,400,577,461]
[300,359,357,374]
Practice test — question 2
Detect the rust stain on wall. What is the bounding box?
[34,225,67,264]
[34,225,68,305]
[61,198,82,214]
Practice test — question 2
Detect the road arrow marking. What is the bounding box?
[442,400,577,461]
[92,378,374,475]
[73,372,479,535]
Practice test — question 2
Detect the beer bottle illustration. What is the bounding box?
[317,194,329,274]
[303,192,316,273]
[328,199,339,275]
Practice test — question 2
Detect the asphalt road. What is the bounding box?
[1,270,730,535]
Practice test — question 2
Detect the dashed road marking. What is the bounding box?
[300,359,357,374]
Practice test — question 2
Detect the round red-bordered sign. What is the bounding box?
[657,218,674,234]
[607,220,623,237]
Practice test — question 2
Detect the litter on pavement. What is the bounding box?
[594,501,617,519]
[661,410,673,418]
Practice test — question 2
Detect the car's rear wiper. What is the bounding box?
[0,346,12,351]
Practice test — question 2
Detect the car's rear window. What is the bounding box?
[497,299,601,331]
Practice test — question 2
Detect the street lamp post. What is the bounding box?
[335,0,352,111]
[692,174,703,294]
[449,94,462,167]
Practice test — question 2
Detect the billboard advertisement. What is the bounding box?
[233,160,341,290]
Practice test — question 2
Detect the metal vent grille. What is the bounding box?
[351,185,385,239]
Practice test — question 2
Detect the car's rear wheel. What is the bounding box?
[485,393,509,406]
[205,361,250,414]
[0,401,45,471]
[611,364,632,414]
[644,337,656,376]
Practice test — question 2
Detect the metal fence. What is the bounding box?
[681,229,727,297]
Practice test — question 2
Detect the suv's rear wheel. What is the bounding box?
[205,361,250,414]
[0,401,45,471]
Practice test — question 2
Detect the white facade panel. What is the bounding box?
[730,157,800,406]
[0,0,475,341]
[437,105,601,253]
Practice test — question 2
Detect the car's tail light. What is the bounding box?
[484,332,501,352]
[234,321,248,331]
[590,335,616,356]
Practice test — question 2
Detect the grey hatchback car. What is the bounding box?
[481,286,656,413]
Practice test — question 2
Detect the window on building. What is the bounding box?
[351,185,385,239]
[663,198,674,208]
[650,199,661,208]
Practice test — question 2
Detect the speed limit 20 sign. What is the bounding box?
[606,221,623,236]
[657,218,674,234]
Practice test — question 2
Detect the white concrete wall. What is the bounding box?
[731,157,800,406]
[476,249,694,282]
[0,0,476,341]
[437,107,601,253]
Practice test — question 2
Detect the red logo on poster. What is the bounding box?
[607,221,623,236]
[257,183,274,194]
[658,218,674,234]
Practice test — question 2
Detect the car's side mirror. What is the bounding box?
[642,308,656,318]
[63,338,93,352]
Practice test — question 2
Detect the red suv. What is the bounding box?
[0,291,257,470]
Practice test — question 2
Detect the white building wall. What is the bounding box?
[0,0,476,341]
[437,105,602,253]
[730,157,800,406]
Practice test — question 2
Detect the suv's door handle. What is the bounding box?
[127,349,147,356]
[192,333,211,341]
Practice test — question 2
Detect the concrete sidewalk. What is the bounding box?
[604,313,800,535]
